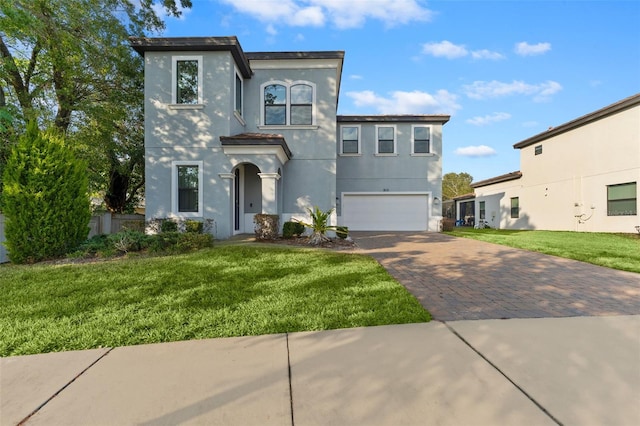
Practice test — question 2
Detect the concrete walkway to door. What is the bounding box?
[352,232,640,321]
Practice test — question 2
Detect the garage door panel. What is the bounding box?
[343,194,428,231]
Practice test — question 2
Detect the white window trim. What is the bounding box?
[339,124,361,156]
[411,124,434,156]
[171,55,203,106]
[260,80,317,126]
[171,160,204,217]
[234,67,244,119]
[375,124,398,156]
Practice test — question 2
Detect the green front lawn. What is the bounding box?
[445,228,640,273]
[0,245,430,356]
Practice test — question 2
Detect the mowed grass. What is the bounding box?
[0,245,430,356]
[446,228,640,273]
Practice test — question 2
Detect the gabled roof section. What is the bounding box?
[471,171,522,188]
[129,36,252,78]
[220,133,292,160]
[513,93,640,149]
[338,115,450,124]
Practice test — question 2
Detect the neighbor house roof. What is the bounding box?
[338,115,450,124]
[513,93,640,149]
[220,133,293,160]
[452,192,475,201]
[471,171,522,188]
[129,36,252,78]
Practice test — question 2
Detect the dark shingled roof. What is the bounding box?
[471,171,522,188]
[338,115,450,124]
[220,133,292,160]
[513,93,640,149]
[129,36,252,78]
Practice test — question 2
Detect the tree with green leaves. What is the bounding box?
[2,122,90,263]
[442,172,474,200]
[0,0,191,212]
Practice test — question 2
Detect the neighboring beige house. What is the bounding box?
[472,93,639,233]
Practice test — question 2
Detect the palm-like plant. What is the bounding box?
[296,206,335,245]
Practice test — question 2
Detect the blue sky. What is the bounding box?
[158,0,640,182]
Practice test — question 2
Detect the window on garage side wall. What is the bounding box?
[510,197,519,218]
[607,182,637,216]
[479,201,486,219]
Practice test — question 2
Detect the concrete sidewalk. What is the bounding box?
[2,315,639,426]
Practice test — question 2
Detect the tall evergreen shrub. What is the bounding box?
[2,122,91,263]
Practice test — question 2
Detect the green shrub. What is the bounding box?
[161,219,178,233]
[107,230,149,253]
[283,221,305,238]
[336,226,349,239]
[185,220,203,234]
[2,122,90,263]
[148,232,180,253]
[177,232,213,252]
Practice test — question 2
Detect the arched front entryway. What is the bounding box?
[233,163,262,234]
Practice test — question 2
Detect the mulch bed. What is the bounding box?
[256,236,358,251]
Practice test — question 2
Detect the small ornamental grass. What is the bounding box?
[0,245,430,356]
[445,228,640,273]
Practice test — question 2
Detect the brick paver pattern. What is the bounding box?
[352,232,640,321]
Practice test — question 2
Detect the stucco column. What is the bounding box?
[258,172,281,214]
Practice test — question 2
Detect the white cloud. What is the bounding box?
[463,80,562,102]
[466,112,511,126]
[266,24,278,36]
[515,41,551,56]
[455,145,497,157]
[471,49,505,60]
[346,89,461,115]
[422,41,504,60]
[422,40,468,59]
[219,0,432,29]
[350,74,363,80]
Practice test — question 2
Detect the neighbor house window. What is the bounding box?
[510,197,519,218]
[412,125,431,154]
[172,161,203,216]
[479,201,486,220]
[172,56,203,105]
[535,145,543,155]
[235,71,243,116]
[607,182,637,216]
[340,125,360,154]
[261,81,316,126]
[376,125,396,154]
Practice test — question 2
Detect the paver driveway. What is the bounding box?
[353,232,640,321]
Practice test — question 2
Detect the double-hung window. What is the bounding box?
[172,161,203,216]
[607,182,637,216]
[510,197,519,218]
[262,81,316,126]
[340,125,360,155]
[479,201,486,220]
[172,56,203,105]
[376,125,396,155]
[412,125,431,154]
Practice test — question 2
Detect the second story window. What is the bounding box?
[235,71,243,116]
[172,56,202,105]
[341,125,360,154]
[264,84,286,125]
[290,84,313,125]
[412,126,431,154]
[262,81,316,126]
[376,125,396,155]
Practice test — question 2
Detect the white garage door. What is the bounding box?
[342,193,428,231]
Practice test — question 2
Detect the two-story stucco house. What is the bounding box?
[472,93,639,233]
[130,36,449,239]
